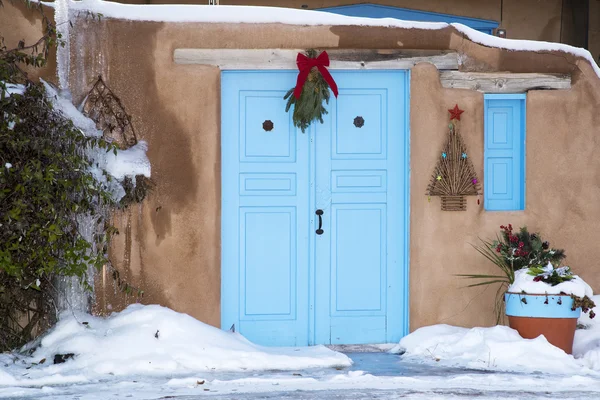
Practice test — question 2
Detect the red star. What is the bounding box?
[448,104,464,121]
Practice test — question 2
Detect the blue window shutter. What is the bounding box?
[484,94,526,211]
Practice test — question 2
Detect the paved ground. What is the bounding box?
[3,352,600,399]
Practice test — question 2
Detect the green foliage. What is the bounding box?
[527,264,574,286]
[1,84,118,278]
[458,224,568,323]
[0,0,129,351]
[460,224,566,288]
[284,49,331,133]
[0,0,57,85]
[493,225,566,271]
[0,82,120,350]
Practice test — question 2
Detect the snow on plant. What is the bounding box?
[459,224,595,321]
[509,266,596,319]
[0,0,150,352]
[527,261,574,285]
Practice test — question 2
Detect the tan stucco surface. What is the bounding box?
[0,1,57,84]
[61,16,600,333]
[410,62,600,327]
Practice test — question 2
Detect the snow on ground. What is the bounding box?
[0,304,350,387]
[392,316,600,375]
[508,267,594,298]
[41,0,600,80]
[3,305,600,398]
[2,351,600,399]
[391,324,588,374]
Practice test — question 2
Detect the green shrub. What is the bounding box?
[0,1,119,351]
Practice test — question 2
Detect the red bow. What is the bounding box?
[293,51,339,99]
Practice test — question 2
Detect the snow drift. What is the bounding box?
[393,317,600,375]
[1,304,350,385]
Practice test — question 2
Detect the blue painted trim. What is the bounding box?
[484,93,527,100]
[505,293,581,319]
[522,99,527,210]
[403,70,411,337]
[318,3,498,33]
[220,70,230,331]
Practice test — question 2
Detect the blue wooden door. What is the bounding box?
[221,71,310,346]
[221,70,408,346]
[314,71,408,344]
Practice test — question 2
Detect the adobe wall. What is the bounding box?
[0,1,57,84]
[64,15,600,333]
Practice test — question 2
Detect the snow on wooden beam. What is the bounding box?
[173,49,459,70]
[440,71,571,93]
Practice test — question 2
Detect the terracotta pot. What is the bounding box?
[505,293,581,354]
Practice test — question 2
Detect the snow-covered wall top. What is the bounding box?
[44,0,600,80]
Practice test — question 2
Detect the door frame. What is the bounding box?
[220,69,411,345]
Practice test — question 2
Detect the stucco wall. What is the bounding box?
[410,62,600,327]
[0,1,57,84]
[64,16,600,333]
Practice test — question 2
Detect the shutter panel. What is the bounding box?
[484,95,525,211]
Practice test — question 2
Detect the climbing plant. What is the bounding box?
[0,1,137,351]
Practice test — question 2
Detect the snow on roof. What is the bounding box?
[45,0,600,79]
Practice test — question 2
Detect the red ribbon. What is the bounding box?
[293,51,339,99]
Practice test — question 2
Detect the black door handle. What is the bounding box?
[316,209,324,235]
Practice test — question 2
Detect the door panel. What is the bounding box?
[331,204,386,313]
[222,71,310,346]
[333,89,387,159]
[314,71,407,345]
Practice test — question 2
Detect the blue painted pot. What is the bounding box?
[505,293,581,318]
[505,292,580,354]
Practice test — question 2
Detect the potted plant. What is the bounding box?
[460,224,596,354]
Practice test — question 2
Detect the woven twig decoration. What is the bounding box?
[426,119,480,211]
[81,75,138,149]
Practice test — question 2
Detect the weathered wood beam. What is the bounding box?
[173,49,459,70]
[440,71,571,93]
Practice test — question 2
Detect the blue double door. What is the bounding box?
[221,70,408,346]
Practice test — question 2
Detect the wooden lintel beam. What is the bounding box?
[440,71,571,93]
[173,49,459,70]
